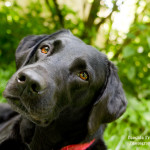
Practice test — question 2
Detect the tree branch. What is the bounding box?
[95,11,113,30]
[113,1,148,59]
[45,0,55,23]
[45,0,64,28]
[52,0,64,27]
[113,22,150,59]
[85,0,101,27]
[45,0,53,15]
[96,1,118,30]
[113,37,134,59]
[81,0,101,42]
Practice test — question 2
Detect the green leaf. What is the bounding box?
[123,46,135,58]
[147,36,150,48]
[143,112,150,121]
[127,33,136,39]
[127,66,136,80]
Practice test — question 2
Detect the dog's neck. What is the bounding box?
[29,106,93,150]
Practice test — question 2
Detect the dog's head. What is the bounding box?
[3,30,127,130]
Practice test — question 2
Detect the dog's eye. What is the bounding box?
[77,71,89,81]
[41,46,50,54]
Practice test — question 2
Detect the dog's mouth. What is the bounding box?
[4,94,50,126]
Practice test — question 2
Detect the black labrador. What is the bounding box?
[0,29,127,150]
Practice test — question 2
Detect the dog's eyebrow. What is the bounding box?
[43,40,62,56]
[52,40,63,54]
[69,58,87,72]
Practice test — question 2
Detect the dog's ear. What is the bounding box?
[88,61,127,135]
[15,35,47,69]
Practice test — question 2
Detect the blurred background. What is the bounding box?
[0,0,150,149]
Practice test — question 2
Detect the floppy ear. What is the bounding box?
[88,61,127,135]
[15,35,48,69]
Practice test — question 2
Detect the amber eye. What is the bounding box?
[77,71,89,81]
[41,46,50,54]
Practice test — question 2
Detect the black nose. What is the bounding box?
[17,69,47,93]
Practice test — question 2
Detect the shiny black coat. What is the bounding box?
[0,30,127,150]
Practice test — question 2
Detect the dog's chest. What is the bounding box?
[30,114,89,150]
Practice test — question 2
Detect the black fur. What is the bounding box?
[0,29,127,150]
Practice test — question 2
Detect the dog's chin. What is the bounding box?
[29,114,51,127]
[31,115,51,127]
[5,97,51,127]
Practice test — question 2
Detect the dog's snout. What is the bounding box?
[17,69,47,94]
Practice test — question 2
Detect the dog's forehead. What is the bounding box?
[16,30,107,69]
[47,34,103,58]
[41,34,107,69]
[48,34,84,46]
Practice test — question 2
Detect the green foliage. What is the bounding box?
[104,95,150,150]
[0,0,61,63]
[0,0,150,149]
[123,45,135,58]
[0,63,15,102]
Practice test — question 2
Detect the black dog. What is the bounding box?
[0,30,127,150]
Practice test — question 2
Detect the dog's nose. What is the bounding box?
[17,69,47,94]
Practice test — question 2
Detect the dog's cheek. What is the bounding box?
[52,88,69,109]
[68,85,92,107]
